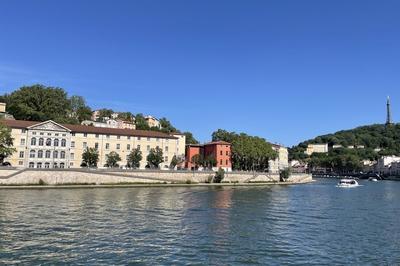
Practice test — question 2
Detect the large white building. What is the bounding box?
[374,156,400,175]
[1,119,185,169]
[305,144,329,155]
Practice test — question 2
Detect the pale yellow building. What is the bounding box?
[305,144,328,155]
[1,119,185,169]
[268,144,289,173]
[145,115,160,128]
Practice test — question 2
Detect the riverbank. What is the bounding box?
[0,168,312,187]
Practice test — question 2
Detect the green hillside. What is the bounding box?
[289,123,400,172]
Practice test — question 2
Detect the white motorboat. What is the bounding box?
[368,177,378,182]
[336,179,359,188]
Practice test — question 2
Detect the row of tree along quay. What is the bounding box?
[0,84,199,144]
[81,147,181,169]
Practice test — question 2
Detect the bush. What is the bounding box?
[38,179,46,185]
[214,168,225,183]
[185,179,192,184]
[280,167,292,182]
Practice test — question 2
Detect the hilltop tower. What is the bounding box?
[386,96,393,125]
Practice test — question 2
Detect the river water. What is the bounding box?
[0,179,399,265]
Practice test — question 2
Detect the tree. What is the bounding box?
[135,113,150,130]
[70,95,92,122]
[106,151,121,168]
[98,109,114,121]
[81,147,99,167]
[0,124,16,164]
[118,112,134,122]
[146,147,164,168]
[127,148,142,168]
[183,131,199,145]
[159,117,177,133]
[203,155,217,169]
[214,168,225,183]
[4,84,74,123]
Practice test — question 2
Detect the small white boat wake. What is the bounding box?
[336,179,361,188]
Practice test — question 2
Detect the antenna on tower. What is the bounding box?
[386,96,393,125]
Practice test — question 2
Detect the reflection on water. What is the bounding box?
[0,180,400,264]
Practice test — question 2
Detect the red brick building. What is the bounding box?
[185,141,232,171]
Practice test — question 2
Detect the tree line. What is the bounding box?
[211,129,277,171]
[0,84,199,144]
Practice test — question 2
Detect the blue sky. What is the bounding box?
[1,0,400,146]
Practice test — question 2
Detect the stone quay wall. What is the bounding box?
[0,168,312,185]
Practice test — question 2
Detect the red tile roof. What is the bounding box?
[0,119,177,139]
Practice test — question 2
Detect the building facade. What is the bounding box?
[2,120,185,169]
[305,144,329,155]
[268,144,289,173]
[185,141,232,171]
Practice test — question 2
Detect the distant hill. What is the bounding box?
[289,123,400,162]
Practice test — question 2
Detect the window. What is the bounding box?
[55,133,59,136]
[31,137,36,146]
[45,150,51,158]
[40,132,44,135]
[60,163,65,169]
[60,151,66,159]
[46,138,51,146]
[147,145,150,151]
[71,141,75,148]
[20,138,25,145]
[39,138,44,146]
[61,139,66,147]
[70,162,74,166]
[29,162,34,168]
[96,134,99,138]
[84,133,88,137]
[138,137,141,141]
[165,156,168,163]
[95,143,99,150]
[106,135,110,139]
[30,150,36,158]
[70,153,74,160]
[32,132,36,135]
[220,159,223,165]
[53,151,58,159]
[127,136,131,140]
[37,162,42,169]
[62,134,66,137]
[226,160,228,165]
[21,129,26,133]
[165,146,168,152]
[54,162,58,168]
[38,150,43,158]
[83,142,87,149]
[106,143,110,149]
[45,162,50,168]
[19,151,24,158]
[226,151,229,156]
[72,133,75,136]
[220,151,223,156]
[137,145,141,150]
[117,136,120,139]
[54,139,59,147]
[116,144,120,149]
[19,161,23,166]
[47,133,51,136]
[127,144,131,150]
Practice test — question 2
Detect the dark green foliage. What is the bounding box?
[0,124,16,164]
[214,168,225,183]
[106,151,121,168]
[183,131,199,144]
[212,129,277,171]
[4,84,75,123]
[135,113,150,130]
[117,112,135,122]
[127,148,142,168]
[38,179,46,185]
[280,167,291,181]
[146,147,164,169]
[81,147,99,167]
[159,117,177,133]
[290,123,400,172]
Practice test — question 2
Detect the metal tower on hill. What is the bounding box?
[386,96,393,126]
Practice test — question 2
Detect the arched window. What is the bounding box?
[60,162,65,168]
[45,150,51,158]
[37,162,42,168]
[29,150,35,158]
[38,138,44,146]
[60,151,66,159]
[46,138,52,146]
[38,150,43,158]
[29,162,34,168]
[53,162,58,168]
[45,162,50,168]
[54,139,59,146]
[61,139,66,147]
[31,137,36,146]
[53,151,58,159]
